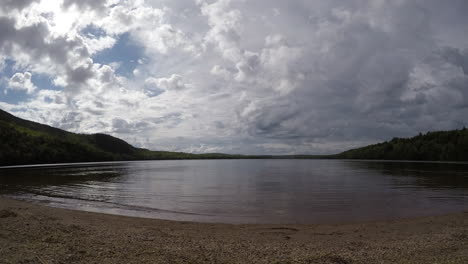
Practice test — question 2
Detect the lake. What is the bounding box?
[0,159,467,224]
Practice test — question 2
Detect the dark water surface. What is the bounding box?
[1,160,467,224]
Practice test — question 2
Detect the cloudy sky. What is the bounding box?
[0,0,467,155]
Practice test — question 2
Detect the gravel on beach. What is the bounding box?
[0,198,467,264]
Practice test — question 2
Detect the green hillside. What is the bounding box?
[335,129,468,161]
[2,108,467,165]
[0,109,244,166]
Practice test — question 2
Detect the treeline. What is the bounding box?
[0,121,136,166]
[0,121,255,166]
[335,129,468,161]
[2,108,468,166]
[0,109,253,166]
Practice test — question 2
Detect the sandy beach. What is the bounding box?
[0,197,467,264]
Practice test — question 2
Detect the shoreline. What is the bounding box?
[1,197,467,263]
[2,158,468,170]
[4,195,466,226]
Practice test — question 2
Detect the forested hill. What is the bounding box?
[2,108,468,166]
[335,129,468,161]
[0,109,242,166]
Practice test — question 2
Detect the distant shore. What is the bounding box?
[0,198,467,263]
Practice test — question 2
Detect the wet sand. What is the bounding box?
[0,198,467,264]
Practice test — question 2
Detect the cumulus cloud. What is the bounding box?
[147,74,188,91]
[143,78,165,97]
[7,72,36,94]
[0,16,94,94]
[1,0,468,154]
[200,0,243,61]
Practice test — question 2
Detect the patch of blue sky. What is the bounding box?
[31,74,61,91]
[0,88,30,104]
[0,59,61,104]
[0,59,28,104]
[0,59,16,78]
[81,24,107,38]
[92,32,145,78]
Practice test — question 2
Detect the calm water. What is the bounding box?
[0,160,467,224]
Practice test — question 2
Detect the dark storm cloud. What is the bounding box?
[62,0,108,12]
[66,62,95,86]
[228,0,468,152]
[0,0,39,11]
[439,47,468,75]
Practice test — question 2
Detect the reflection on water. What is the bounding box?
[347,161,468,190]
[0,160,467,224]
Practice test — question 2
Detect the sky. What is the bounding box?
[0,0,467,155]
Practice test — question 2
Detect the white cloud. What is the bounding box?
[147,74,188,91]
[1,0,468,155]
[83,35,116,55]
[210,65,231,80]
[200,0,243,61]
[7,72,36,94]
